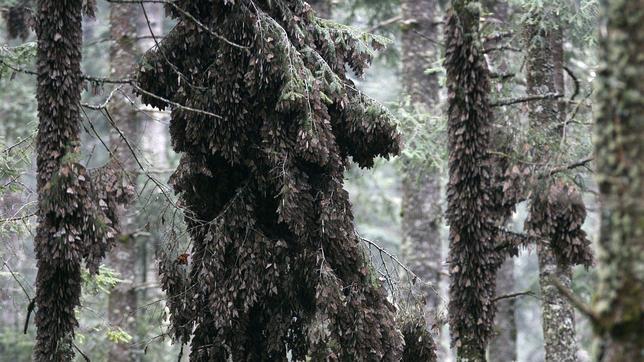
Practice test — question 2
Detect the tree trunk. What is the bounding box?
[489,260,517,361]
[107,2,140,361]
[524,9,579,362]
[483,2,517,360]
[592,1,644,361]
[32,0,84,360]
[399,0,442,335]
[444,1,498,360]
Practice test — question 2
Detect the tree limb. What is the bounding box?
[491,93,563,107]
[549,276,599,324]
[493,290,539,302]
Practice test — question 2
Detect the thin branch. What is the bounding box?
[544,156,594,177]
[2,260,35,334]
[367,15,402,33]
[131,84,223,119]
[493,290,538,302]
[549,276,599,324]
[484,45,522,54]
[0,211,37,223]
[483,31,513,44]
[73,342,91,362]
[490,71,516,80]
[80,86,122,110]
[491,93,563,107]
[108,0,247,49]
[563,66,580,102]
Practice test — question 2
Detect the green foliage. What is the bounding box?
[0,42,36,78]
[511,0,599,46]
[81,265,124,295]
[106,327,133,344]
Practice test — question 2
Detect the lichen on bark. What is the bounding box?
[592,0,644,360]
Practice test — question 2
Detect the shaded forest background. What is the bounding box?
[0,0,637,361]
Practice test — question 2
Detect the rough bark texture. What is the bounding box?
[444,1,503,360]
[489,259,516,362]
[524,9,586,362]
[399,0,442,332]
[107,2,140,361]
[592,0,644,361]
[483,2,517,360]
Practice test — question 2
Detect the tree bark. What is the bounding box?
[524,9,579,362]
[592,0,644,361]
[489,259,517,362]
[399,0,442,336]
[483,2,517,360]
[107,2,140,361]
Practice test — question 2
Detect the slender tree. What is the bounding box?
[106,2,140,361]
[137,0,434,359]
[399,0,443,332]
[592,0,644,360]
[32,1,131,359]
[482,2,517,361]
[523,7,592,361]
[32,1,87,359]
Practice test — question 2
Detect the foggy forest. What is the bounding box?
[0,0,641,361]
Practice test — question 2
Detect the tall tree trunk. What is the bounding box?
[399,0,442,335]
[107,2,140,361]
[592,0,644,361]
[138,1,167,296]
[483,2,517,360]
[488,260,517,361]
[32,0,84,360]
[445,1,499,360]
[524,9,579,362]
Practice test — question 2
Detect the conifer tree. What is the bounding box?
[399,0,443,335]
[32,1,131,360]
[522,6,593,361]
[107,2,141,360]
[136,0,433,359]
[444,1,501,359]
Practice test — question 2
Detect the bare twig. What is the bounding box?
[545,156,594,177]
[491,93,563,107]
[107,0,247,49]
[493,290,538,302]
[2,260,35,334]
[73,342,91,362]
[563,66,580,102]
[484,45,522,54]
[367,15,402,33]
